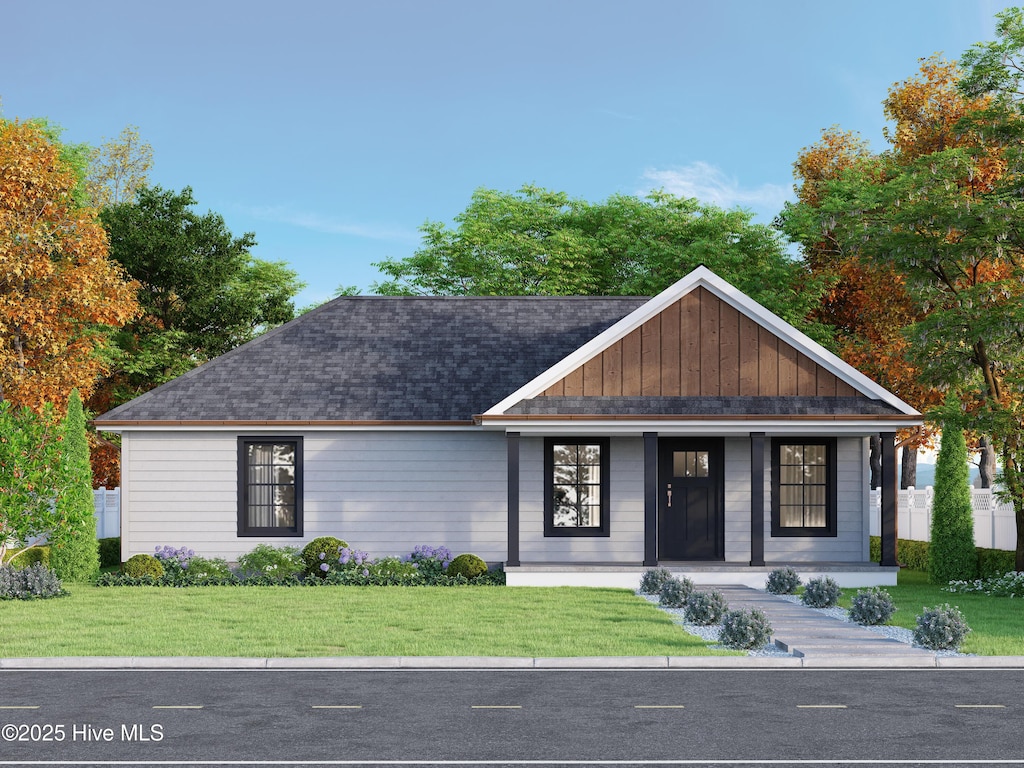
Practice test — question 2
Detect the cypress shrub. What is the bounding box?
[929,410,977,584]
[48,390,100,581]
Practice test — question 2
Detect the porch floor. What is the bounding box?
[504,562,898,588]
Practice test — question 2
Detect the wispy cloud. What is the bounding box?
[639,162,791,217]
[244,205,420,242]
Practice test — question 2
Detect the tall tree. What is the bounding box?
[48,390,99,580]
[95,185,304,408]
[85,125,153,209]
[375,186,826,336]
[929,399,977,584]
[0,119,139,412]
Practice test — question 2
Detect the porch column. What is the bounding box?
[749,432,765,566]
[644,432,658,566]
[507,431,520,567]
[880,431,898,567]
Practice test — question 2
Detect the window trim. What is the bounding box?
[770,437,837,538]
[544,437,611,538]
[237,436,304,537]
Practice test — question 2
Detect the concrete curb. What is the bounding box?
[3,655,1024,670]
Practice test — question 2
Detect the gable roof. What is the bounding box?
[484,266,920,419]
[94,295,647,425]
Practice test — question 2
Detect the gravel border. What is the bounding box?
[637,593,788,656]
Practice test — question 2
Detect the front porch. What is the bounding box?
[504,561,899,588]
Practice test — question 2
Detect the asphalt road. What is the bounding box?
[0,669,1020,766]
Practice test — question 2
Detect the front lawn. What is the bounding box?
[838,569,1024,656]
[0,585,738,658]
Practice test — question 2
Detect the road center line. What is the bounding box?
[955,704,1006,708]
[635,705,686,709]
[152,705,204,709]
[471,705,522,709]
[312,705,363,709]
[797,704,848,709]
[0,706,39,710]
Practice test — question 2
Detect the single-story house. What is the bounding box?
[94,266,920,587]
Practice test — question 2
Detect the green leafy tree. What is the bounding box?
[94,185,305,408]
[374,186,827,337]
[0,402,62,564]
[48,390,99,580]
[85,125,153,209]
[929,401,977,584]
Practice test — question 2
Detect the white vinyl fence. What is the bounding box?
[93,487,120,539]
[869,487,1017,551]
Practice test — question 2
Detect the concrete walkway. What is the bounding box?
[712,585,937,663]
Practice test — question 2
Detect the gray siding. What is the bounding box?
[121,430,508,562]
[518,437,646,563]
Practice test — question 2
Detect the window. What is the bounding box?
[771,438,836,537]
[238,437,303,537]
[544,438,610,537]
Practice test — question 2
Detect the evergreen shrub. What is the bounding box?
[658,576,694,608]
[765,567,801,595]
[913,604,971,651]
[928,414,977,584]
[719,608,772,650]
[4,546,50,569]
[301,537,349,578]
[98,538,120,569]
[123,553,164,579]
[684,590,728,625]
[447,553,487,579]
[0,563,65,599]
[848,587,896,626]
[801,576,841,608]
[639,568,674,595]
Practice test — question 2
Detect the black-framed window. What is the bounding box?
[238,437,303,537]
[771,437,837,538]
[544,437,610,537]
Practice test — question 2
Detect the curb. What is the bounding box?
[3,656,1024,670]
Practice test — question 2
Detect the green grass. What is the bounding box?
[838,569,1024,656]
[0,585,739,658]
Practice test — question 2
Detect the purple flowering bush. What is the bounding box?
[154,545,195,569]
[404,544,453,579]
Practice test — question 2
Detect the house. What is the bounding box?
[94,267,920,587]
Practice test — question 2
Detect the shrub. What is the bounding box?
[870,535,1014,578]
[123,553,164,579]
[448,553,487,580]
[684,590,728,626]
[4,546,50,570]
[913,603,971,651]
[638,567,674,595]
[404,544,453,579]
[848,587,896,626]
[98,538,120,569]
[929,415,977,584]
[182,556,232,580]
[0,563,65,600]
[801,576,841,608]
[719,608,772,650]
[947,571,1024,598]
[658,576,694,608]
[301,537,349,578]
[235,544,304,580]
[765,567,801,595]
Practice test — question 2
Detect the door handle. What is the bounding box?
[667,483,672,508]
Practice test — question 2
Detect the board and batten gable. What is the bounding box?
[121,430,508,562]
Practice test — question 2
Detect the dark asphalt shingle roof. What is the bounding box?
[95,296,649,423]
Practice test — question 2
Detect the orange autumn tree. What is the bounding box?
[0,119,139,414]
[780,57,994,485]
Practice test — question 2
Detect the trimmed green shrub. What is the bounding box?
[913,603,971,651]
[49,390,100,581]
[848,587,896,626]
[639,567,674,595]
[684,590,728,626]
[929,415,977,584]
[236,544,304,580]
[301,536,349,578]
[870,535,1013,578]
[801,576,841,608]
[0,563,65,600]
[765,567,801,595]
[4,546,50,569]
[123,553,164,579]
[98,537,120,569]
[447,553,487,580]
[719,608,772,650]
[976,547,1016,578]
[658,576,694,608]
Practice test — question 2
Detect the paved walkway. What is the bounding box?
[712,585,936,662]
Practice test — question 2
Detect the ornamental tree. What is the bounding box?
[929,401,978,584]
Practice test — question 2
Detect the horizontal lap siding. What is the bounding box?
[122,431,507,562]
[518,437,645,563]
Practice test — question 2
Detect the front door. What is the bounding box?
[658,438,724,560]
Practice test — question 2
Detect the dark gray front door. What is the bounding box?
[658,438,724,560]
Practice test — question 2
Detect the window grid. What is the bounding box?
[544,437,610,538]
[238,437,303,537]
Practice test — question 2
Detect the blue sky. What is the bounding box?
[3,0,1018,308]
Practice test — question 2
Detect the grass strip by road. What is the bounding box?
[0,585,739,658]
[837,569,1024,656]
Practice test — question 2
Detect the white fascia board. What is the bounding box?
[482,418,923,437]
[484,266,920,418]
